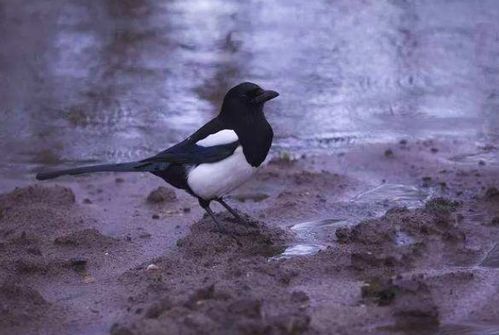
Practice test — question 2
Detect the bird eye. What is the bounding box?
[252,88,263,97]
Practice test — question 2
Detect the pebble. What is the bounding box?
[83,275,96,284]
[147,187,177,203]
[146,264,159,271]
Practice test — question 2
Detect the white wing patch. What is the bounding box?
[196,129,238,147]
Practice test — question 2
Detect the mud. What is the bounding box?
[113,215,306,335]
[0,138,498,334]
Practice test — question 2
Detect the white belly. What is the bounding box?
[187,146,257,200]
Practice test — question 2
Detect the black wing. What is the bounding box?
[141,118,238,165]
[141,141,239,165]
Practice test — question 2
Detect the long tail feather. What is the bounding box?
[36,162,145,180]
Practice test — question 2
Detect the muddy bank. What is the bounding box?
[0,139,499,334]
[0,185,136,334]
[112,214,309,335]
[110,195,499,334]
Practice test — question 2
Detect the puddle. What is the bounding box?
[277,184,428,259]
[436,323,499,335]
[378,322,499,335]
[273,218,348,258]
[278,244,326,258]
[291,218,349,235]
[480,244,499,268]
[352,183,430,209]
[449,149,499,167]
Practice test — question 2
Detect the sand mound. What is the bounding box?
[0,282,49,327]
[0,184,129,333]
[0,184,75,207]
[176,212,290,257]
[333,198,466,277]
[146,186,177,204]
[0,281,64,334]
[114,214,309,335]
[0,185,83,236]
[54,228,119,249]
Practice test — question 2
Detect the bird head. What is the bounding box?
[219,82,279,120]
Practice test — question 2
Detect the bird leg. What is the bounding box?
[199,199,241,245]
[198,199,226,233]
[203,205,226,233]
[217,198,256,227]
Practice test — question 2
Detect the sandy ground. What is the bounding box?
[0,138,498,335]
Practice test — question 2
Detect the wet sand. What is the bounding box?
[1,139,498,335]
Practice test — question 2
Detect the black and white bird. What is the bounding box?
[36,82,279,232]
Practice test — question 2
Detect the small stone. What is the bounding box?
[115,177,125,183]
[146,264,159,271]
[152,214,160,219]
[147,187,177,203]
[430,147,438,153]
[228,299,261,318]
[488,217,499,226]
[110,324,134,335]
[485,187,499,199]
[183,207,191,213]
[335,227,351,243]
[384,149,394,158]
[291,291,310,304]
[422,176,432,187]
[424,198,459,212]
[83,275,95,284]
[83,198,92,204]
[69,258,87,274]
[479,160,486,166]
[361,278,397,306]
[27,247,42,256]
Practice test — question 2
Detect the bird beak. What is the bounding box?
[251,90,279,104]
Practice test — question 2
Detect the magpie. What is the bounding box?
[36,82,279,232]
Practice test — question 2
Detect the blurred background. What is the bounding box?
[0,0,498,179]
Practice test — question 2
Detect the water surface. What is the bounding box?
[1,0,498,178]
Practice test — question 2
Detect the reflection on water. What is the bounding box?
[379,322,499,335]
[278,244,325,258]
[449,146,499,167]
[352,183,431,209]
[277,218,347,258]
[279,183,429,257]
[436,323,499,335]
[278,183,430,257]
[480,244,499,268]
[1,0,499,177]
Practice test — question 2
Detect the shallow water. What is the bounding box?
[1,0,499,178]
[480,243,499,268]
[278,183,428,257]
[352,183,431,209]
[379,322,499,335]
